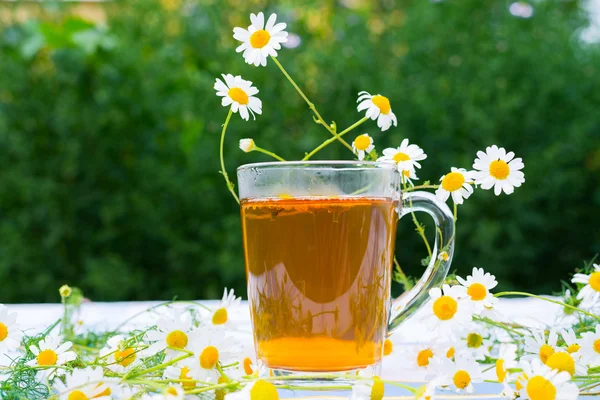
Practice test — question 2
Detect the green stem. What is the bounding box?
[393,256,414,291]
[254,146,286,162]
[270,56,353,152]
[474,316,524,336]
[405,184,440,192]
[303,117,369,161]
[220,108,240,204]
[187,381,240,394]
[494,292,600,321]
[453,202,458,221]
[124,353,192,380]
[404,181,432,257]
[382,380,416,393]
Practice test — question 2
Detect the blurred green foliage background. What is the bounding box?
[0,0,599,302]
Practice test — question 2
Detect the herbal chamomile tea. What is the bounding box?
[240,196,397,371]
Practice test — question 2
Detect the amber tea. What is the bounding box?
[241,196,398,372]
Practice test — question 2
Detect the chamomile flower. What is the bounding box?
[214,74,262,121]
[472,145,525,195]
[401,344,441,372]
[571,263,600,308]
[350,377,384,400]
[27,335,77,380]
[523,328,559,363]
[233,12,288,67]
[430,355,483,394]
[239,349,258,377]
[517,359,579,400]
[145,308,196,360]
[163,385,186,400]
[414,377,445,400]
[438,251,450,262]
[435,168,475,205]
[496,344,519,384]
[239,139,256,153]
[352,134,375,160]
[400,167,419,186]
[456,267,499,314]
[423,284,472,337]
[225,379,279,400]
[577,324,600,367]
[383,339,393,356]
[211,288,242,328]
[457,327,491,361]
[545,350,587,377]
[53,367,111,400]
[164,365,198,389]
[378,139,427,175]
[0,304,22,354]
[561,328,581,356]
[356,91,397,131]
[100,335,141,374]
[185,330,239,382]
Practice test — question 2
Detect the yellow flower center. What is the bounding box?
[250,29,271,49]
[392,152,410,163]
[594,339,600,354]
[432,296,458,320]
[466,333,483,348]
[439,252,450,262]
[441,172,465,192]
[0,323,8,342]
[371,377,384,400]
[453,370,471,390]
[383,339,393,356]
[212,308,228,325]
[567,344,581,354]
[526,376,556,400]
[114,348,136,367]
[516,373,528,391]
[166,387,179,395]
[446,347,455,359]
[489,160,510,180]
[243,357,254,375]
[166,330,189,349]
[496,359,506,382]
[94,385,111,398]
[467,283,488,301]
[539,344,555,364]
[354,135,372,151]
[545,351,575,376]
[371,95,391,114]
[228,88,249,105]
[589,272,600,292]
[68,391,89,400]
[200,345,219,369]
[250,379,279,400]
[180,366,194,388]
[416,349,433,367]
[37,349,58,366]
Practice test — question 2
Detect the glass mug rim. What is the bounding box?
[237,160,398,172]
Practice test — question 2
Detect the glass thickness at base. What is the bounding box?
[259,361,381,388]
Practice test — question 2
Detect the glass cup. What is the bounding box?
[237,161,454,379]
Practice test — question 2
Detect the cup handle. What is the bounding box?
[388,190,455,334]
